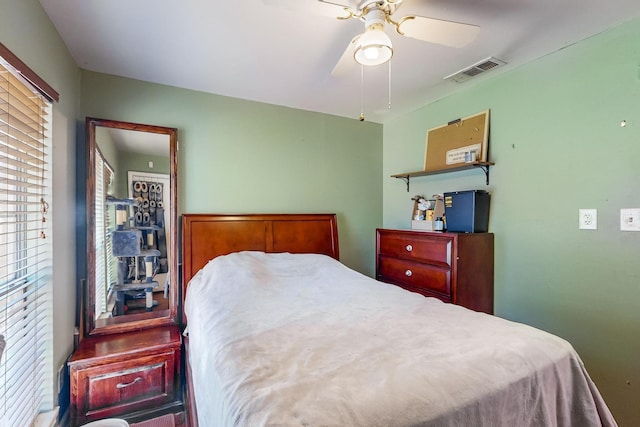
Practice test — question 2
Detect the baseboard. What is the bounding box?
[34,407,59,427]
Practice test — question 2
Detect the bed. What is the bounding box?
[181,213,616,427]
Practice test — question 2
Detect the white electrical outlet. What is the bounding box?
[579,209,597,230]
[620,208,640,231]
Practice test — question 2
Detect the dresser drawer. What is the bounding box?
[377,231,452,267]
[378,255,451,298]
[376,229,494,314]
[74,350,176,423]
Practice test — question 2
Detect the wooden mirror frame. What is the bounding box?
[85,117,178,336]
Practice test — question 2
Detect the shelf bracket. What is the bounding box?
[477,164,490,185]
[396,175,411,192]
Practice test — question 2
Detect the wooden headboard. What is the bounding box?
[181,213,339,306]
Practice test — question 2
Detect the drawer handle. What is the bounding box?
[116,377,142,389]
[405,269,413,277]
[405,244,413,252]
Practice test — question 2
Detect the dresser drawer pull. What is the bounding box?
[405,244,413,252]
[116,377,142,389]
[405,269,413,277]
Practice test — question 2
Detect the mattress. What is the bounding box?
[184,251,616,427]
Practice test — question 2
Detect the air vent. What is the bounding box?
[444,57,506,83]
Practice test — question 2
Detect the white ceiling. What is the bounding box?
[40,0,640,124]
[103,127,169,157]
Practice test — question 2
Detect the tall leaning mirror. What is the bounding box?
[85,118,178,335]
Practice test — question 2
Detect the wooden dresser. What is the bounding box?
[376,229,494,314]
[68,325,182,426]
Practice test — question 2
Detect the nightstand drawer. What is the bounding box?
[69,325,182,427]
[75,350,177,423]
[378,255,451,297]
[377,231,452,266]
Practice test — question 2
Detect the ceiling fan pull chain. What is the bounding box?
[359,64,365,121]
[388,59,392,110]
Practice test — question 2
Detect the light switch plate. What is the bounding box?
[620,208,640,231]
[579,209,597,230]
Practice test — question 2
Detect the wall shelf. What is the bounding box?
[392,162,495,192]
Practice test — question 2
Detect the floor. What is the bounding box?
[124,290,170,314]
[129,412,185,427]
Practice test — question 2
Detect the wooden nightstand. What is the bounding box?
[376,229,494,314]
[68,325,182,426]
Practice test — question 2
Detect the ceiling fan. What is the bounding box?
[263,0,479,74]
[312,0,480,75]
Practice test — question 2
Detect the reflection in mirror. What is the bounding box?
[86,118,177,335]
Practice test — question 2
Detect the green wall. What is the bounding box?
[383,18,640,426]
[95,126,121,197]
[116,152,170,198]
[79,71,383,275]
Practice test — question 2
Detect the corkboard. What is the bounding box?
[424,110,490,171]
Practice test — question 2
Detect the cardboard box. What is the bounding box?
[411,220,435,231]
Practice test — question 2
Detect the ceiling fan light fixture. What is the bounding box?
[354,26,393,66]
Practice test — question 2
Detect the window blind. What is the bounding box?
[0,57,53,427]
[94,150,114,318]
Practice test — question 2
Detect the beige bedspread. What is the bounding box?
[185,251,616,427]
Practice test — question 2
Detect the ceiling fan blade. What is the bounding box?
[331,34,360,77]
[397,15,479,48]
